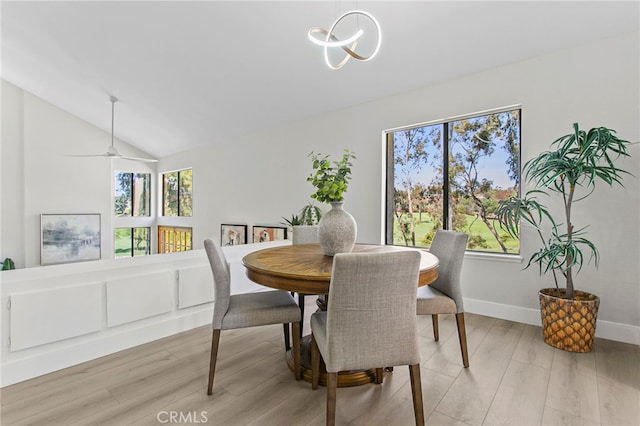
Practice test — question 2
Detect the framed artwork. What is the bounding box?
[41,214,101,265]
[252,225,288,243]
[221,224,247,246]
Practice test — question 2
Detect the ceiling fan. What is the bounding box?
[67,96,158,163]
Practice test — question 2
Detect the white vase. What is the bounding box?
[318,202,357,256]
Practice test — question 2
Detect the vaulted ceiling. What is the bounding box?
[2,1,638,158]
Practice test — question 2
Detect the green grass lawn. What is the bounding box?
[392,213,519,254]
[114,229,149,257]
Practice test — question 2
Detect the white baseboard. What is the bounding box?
[1,306,213,387]
[464,297,640,346]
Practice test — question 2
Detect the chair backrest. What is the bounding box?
[325,251,422,372]
[428,230,468,312]
[204,239,231,328]
[292,225,319,245]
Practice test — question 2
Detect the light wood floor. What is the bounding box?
[2,298,639,426]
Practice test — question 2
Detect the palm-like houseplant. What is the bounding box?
[496,123,632,351]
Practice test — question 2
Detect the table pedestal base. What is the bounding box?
[286,335,379,387]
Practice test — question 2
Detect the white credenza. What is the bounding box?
[1,240,289,386]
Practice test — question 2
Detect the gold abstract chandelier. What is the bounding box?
[308,10,381,70]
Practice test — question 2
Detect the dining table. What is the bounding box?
[242,243,439,387]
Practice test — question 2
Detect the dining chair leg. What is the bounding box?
[299,293,306,338]
[292,322,301,380]
[311,334,320,390]
[409,364,425,426]
[282,323,291,351]
[431,314,439,341]
[326,372,338,426]
[375,368,384,384]
[207,328,221,395]
[455,312,470,368]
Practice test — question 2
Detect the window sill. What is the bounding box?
[464,251,523,263]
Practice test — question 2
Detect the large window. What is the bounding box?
[114,227,151,257]
[386,107,521,254]
[158,226,192,253]
[114,171,152,258]
[163,169,192,216]
[114,172,151,216]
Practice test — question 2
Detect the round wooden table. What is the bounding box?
[242,243,439,387]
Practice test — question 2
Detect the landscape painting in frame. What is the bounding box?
[221,224,247,246]
[252,226,287,243]
[41,214,101,265]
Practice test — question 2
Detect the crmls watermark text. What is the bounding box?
[157,411,208,424]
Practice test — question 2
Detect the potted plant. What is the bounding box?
[282,203,323,244]
[496,123,632,352]
[307,149,357,256]
[281,214,302,228]
[2,258,15,270]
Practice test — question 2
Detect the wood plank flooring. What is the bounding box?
[2,298,639,426]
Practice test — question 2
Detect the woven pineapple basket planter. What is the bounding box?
[538,288,600,352]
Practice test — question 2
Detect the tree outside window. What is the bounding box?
[163,169,192,216]
[114,172,151,216]
[387,108,521,254]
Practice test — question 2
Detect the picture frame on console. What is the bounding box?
[40,213,101,265]
[220,224,247,246]
[252,225,287,243]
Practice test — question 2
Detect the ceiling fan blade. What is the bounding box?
[65,152,156,162]
[109,143,157,162]
[119,156,158,163]
[65,153,110,158]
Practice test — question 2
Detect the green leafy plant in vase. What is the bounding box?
[307,149,356,203]
[307,149,357,256]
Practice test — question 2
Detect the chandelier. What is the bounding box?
[308,10,381,70]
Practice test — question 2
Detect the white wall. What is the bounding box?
[161,32,640,340]
[1,81,25,266]
[1,30,638,378]
[1,81,157,268]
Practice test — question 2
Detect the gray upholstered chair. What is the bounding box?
[290,227,320,339]
[416,230,469,368]
[310,251,425,426]
[204,239,301,395]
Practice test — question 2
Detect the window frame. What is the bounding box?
[162,168,193,217]
[114,227,152,258]
[158,226,193,253]
[114,172,152,217]
[384,105,522,255]
[113,169,154,258]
